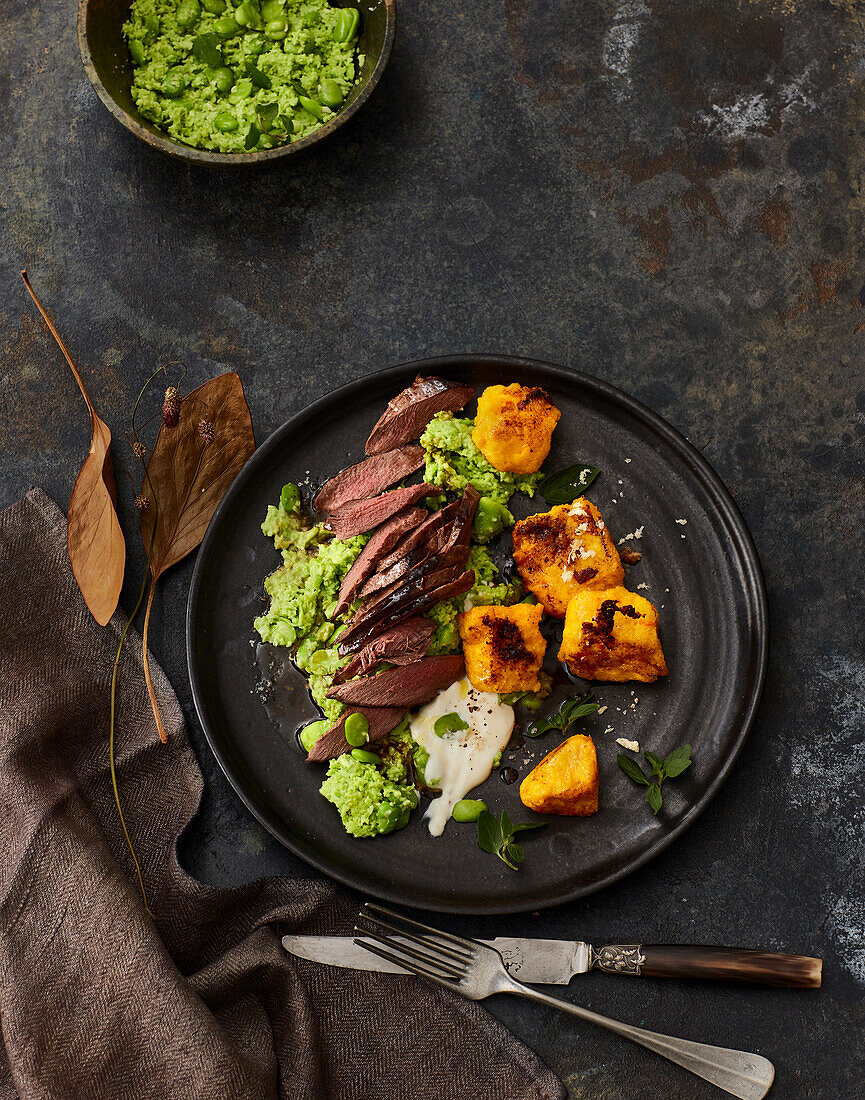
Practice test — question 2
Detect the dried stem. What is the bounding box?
[21,271,96,424]
[129,363,186,746]
[110,566,151,913]
[141,580,167,744]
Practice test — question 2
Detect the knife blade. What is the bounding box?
[283,934,590,984]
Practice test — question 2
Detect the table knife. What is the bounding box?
[283,934,821,988]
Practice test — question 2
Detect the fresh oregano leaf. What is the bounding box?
[539,463,601,505]
[244,123,262,150]
[477,810,502,855]
[644,750,664,779]
[617,753,650,786]
[619,743,693,813]
[477,810,546,871]
[258,101,279,128]
[245,62,272,89]
[192,32,222,68]
[525,719,552,738]
[663,743,692,777]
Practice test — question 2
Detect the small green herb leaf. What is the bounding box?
[617,753,650,786]
[277,113,294,134]
[526,718,553,738]
[539,463,601,505]
[433,712,469,738]
[644,750,664,779]
[192,32,223,67]
[258,101,279,128]
[560,697,601,724]
[244,122,262,150]
[663,743,692,778]
[619,743,693,814]
[477,810,546,871]
[245,62,272,89]
[477,810,503,855]
[529,691,599,738]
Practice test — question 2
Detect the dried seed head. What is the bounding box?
[198,419,215,444]
[162,386,181,428]
[134,494,150,513]
[132,440,147,460]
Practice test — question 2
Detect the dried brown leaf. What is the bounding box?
[22,272,125,626]
[140,371,255,740]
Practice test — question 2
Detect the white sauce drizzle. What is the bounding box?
[410,678,514,836]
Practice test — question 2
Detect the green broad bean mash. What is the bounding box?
[320,755,418,837]
[421,413,543,508]
[254,486,363,721]
[122,0,361,152]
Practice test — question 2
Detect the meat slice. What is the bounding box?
[333,507,426,617]
[339,569,475,654]
[377,499,462,573]
[314,445,425,514]
[359,486,479,600]
[328,656,465,707]
[331,617,436,684]
[305,706,406,763]
[366,376,475,455]
[328,483,436,540]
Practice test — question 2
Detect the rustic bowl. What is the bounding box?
[77,0,396,167]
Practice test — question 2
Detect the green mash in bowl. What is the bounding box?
[123,0,361,153]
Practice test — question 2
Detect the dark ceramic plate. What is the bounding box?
[187,355,768,914]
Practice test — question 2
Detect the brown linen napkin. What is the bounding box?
[0,489,564,1100]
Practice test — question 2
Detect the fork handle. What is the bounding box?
[509,982,774,1099]
[591,943,822,988]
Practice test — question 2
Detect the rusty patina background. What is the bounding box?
[2,0,864,1095]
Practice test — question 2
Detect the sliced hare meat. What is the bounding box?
[314,445,425,514]
[365,376,475,454]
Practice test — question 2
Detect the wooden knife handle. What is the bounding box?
[592,944,822,988]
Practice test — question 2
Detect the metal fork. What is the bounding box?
[354,904,775,1100]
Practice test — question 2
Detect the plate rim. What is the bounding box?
[187,353,769,914]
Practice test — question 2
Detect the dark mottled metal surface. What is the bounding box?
[2,0,863,1095]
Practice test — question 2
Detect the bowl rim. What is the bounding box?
[77,0,396,167]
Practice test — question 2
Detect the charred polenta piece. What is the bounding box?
[559,586,667,683]
[457,603,546,693]
[512,498,624,617]
[520,733,599,816]
[472,384,561,475]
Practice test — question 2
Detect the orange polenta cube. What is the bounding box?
[559,585,667,683]
[520,733,599,816]
[512,498,624,617]
[472,384,560,474]
[458,603,546,693]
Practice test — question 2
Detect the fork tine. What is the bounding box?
[353,936,462,989]
[354,926,466,981]
[363,903,477,957]
[359,912,471,968]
